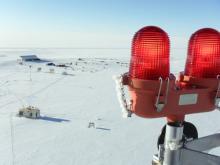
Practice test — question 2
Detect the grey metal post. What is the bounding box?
[29,65,32,81]
[163,123,184,165]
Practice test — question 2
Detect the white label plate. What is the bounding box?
[179,94,198,105]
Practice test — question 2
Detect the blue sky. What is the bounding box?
[0,0,219,48]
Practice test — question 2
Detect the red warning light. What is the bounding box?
[129,26,170,80]
[117,26,220,123]
[184,28,220,78]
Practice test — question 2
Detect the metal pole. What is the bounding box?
[163,123,183,165]
[29,65,32,81]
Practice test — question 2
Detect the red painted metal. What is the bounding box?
[123,74,218,119]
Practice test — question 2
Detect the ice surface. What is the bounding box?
[0,48,220,165]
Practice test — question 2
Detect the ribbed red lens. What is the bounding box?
[129,26,170,80]
[184,28,220,78]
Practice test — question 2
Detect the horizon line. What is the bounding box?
[0,47,130,50]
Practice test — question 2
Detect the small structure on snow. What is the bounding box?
[20,55,40,62]
[49,68,55,73]
[46,62,56,66]
[56,64,67,67]
[88,122,95,128]
[62,71,68,75]
[37,67,42,72]
[18,106,40,119]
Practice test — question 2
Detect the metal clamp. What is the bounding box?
[155,77,170,112]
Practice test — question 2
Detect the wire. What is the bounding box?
[5,84,26,109]
[9,113,15,165]
[0,75,65,110]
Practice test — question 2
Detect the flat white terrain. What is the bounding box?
[0,48,220,165]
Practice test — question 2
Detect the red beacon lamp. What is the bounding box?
[114,26,220,165]
[129,26,170,80]
[184,28,220,78]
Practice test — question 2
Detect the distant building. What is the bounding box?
[20,55,40,62]
[18,106,40,119]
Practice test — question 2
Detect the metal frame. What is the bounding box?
[153,123,220,165]
[114,74,220,164]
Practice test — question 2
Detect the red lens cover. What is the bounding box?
[129,26,170,80]
[185,28,220,78]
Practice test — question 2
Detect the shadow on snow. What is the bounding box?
[39,116,71,123]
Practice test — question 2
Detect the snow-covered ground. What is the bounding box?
[0,48,220,165]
